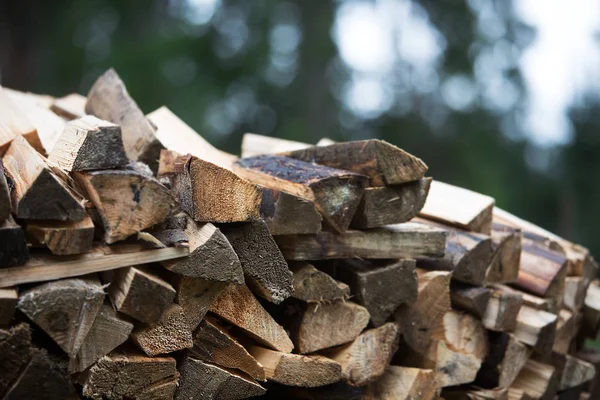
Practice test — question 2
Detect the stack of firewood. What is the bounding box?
[0,68,599,400]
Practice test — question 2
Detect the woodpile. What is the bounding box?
[0,68,598,400]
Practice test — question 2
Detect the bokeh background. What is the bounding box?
[1,0,599,258]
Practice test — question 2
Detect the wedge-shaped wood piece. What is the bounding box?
[175,276,227,331]
[26,214,94,255]
[3,135,85,221]
[85,69,163,171]
[82,351,178,400]
[0,160,10,220]
[0,215,29,267]
[553,309,581,354]
[493,283,553,312]
[0,323,32,397]
[70,303,133,373]
[475,332,531,389]
[132,303,193,356]
[17,277,104,357]
[513,305,557,357]
[242,133,312,158]
[221,220,293,303]
[47,115,128,171]
[364,366,438,400]
[105,266,175,324]
[260,187,322,235]
[249,345,342,387]
[487,223,522,283]
[451,282,491,318]
[0,86,43,154]
[511,359,557,400]
[210,284,294,353]
[351,177,432,229]
[75,169,176,243]
[292,300,370,354]
[51,93,87,120]
[291,262,350,302]
[281,139,427,186]
[323,322,401,387]
[482,288,523,332]
[276,222,447,260]
[584,281,600,333]
[553,354,596,391]
[176,356,265,400]
[563,276,586,312]
[0,287,17,326]
[514,242,568,303]
[419,180,495,234]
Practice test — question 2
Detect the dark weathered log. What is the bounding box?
[482,287,523,332]
[475,332,531,389]
[0,323,33,397]
[290,262,350,302]
[0,215,29,267]
[513,305,557,357]
[260,186,322,235]
[451,281,491,318]
[0,160,10,220]
[26,214,95,255]
[131,303,193,356]
[174,276,228,331]
[0,287,17,326]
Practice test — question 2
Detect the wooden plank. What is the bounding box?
[51,93,87,120]
[0,160,10,220]
[290,262,350,303]
[475,332,531,389]
[511,359,558,400]
[241,133,312,158]
[363,366,438,400]
[0,215,29,267]
[0,287,17,326]
[26,214,95,255]
[0,85,43,154]
[513,305,557,357]
[482,287,523,332]
[450,282,491,318]
[260,186,322,235]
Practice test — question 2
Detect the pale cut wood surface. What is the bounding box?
[51,93,87,120]
[0,85,42,154]
[513,305,557,357]
[241,133,312,158]
[364,366,438,400]
[511,359,558,400]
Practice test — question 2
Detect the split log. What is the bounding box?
[26,214,95,255]
[350,177,432,229]
[85,69,163,171]
[419,180,495,234]
[0,160,10,220]
[3,135,86,221]
[260,186,322,235]
[233,154,368,232]
[0,215,29,267]
[323,322,401,387]
[0,323,32,397]
[280,139,428,186]
[0,287,17,326]
[248,345,342,387]
[481,288,523,332]
[584,282,600,333]
[174,276,227,331]
[513,305,557,357]
[511,359,558,400]
[275,222,447,260]
[363,366,438,400]
[475,332,531,389]
[47,115,128,171]
[553,309,581,354]
[291,300,370,354]
[241,133,312,158]
[487,223,522,283]
[75,169,176,243]
[17,277,104,357]
[210,284,294,353]
[551,353,596,391]
[290,262,350,302]
[0,85,43,154]
[221,220,293,303]
[450,282,491,318]
[563,276,586,312]
[51,93,87,120]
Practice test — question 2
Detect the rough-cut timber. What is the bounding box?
[363,366,438,400]
[241,133,312,158]
[0,160,10,220]
[132,303,194,356]
[175,276,227,331]
[553,309,581,354]
[3,135,86,221]
[351,177,432,229]
[451,282,491,318]
[220,220,293,303]
[249,345,342,387]
[0,287,17,326]
[511,359,558,400]
[481,287,523,332]
[513,305,557,357]
[0,323,32,397]
[75,169,176,243]
[281,139,428,186]
[26,214,95,255]
[275,222,447,260]
[514,242,568,303]
[290,262,350,302]
[419,180,495,234]
[17,277,104,357]
[475,332,531,389]
[0,85,43,154]
[323,322,401,387]
[210,284,294,353]
[0,215,29,267]
[234,154,367,232]
[85,69,163,170]
[293,300,370,354]
[487,223,522,283]
[51,93,87,120]
[260,186,322,235]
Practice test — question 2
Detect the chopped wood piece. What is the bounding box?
[290,262,350,302]
[451,282,491,318]
[264,381,364,400]
[275,222,447,260]
[70,303,133,373]
[419,180,495,234]
[554,354,595,391]
[513,305,557,357]
[17,277,104,357]
[249,345,342,387]
[210,284,294,353]
[292,300,370,354]
[0,215,29,267]
[475,332,531,389]
[0,160,10,220]
[26,214,94,255]
[511,359,558,400]
[487,223,522,284]
[85,69,162,171]
[553,309,581,354]
[82,351,178,400]
[260,186,322,235]
[3,87,53,109]
[514,242,568,303]
[482,288,523,332]
[241,133,312,158]
[105,266,175,324]
[584,282,600,333]
[351,178,432,229]
[3,135,86,221]
[0,86,43,154]
[175,276,227,331]
[176,356,265,400]
[51,93,87,120]
[47,115,128,171]
[0,287,17,326]
[136,378,178,400]
[234,154,367,232]
[281,139,427,186]
[75,169,176,243]
[10,96,66,154]
[563,276,586,312]
[323,322,401,387]
[132,303,194,356]
[0,323,32,397]
[363,366,438,400]
[221,220,293,303]
[492,283,553,312]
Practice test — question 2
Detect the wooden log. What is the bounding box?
[26,214,95,255]
[492,283,554,313]
[234,154,367,232]
[290,262,350,302]
[0,85,43,154]
[292,300,370,354]
[0,160,10,220]
[85,69,163,171]
[275,222,447,260]
[511,359,558,400]
[221,220,293,303]
[3,135,86,221]
[482,288,524,332]
[210,284,294,353]
[249,345,342,387]
[563,276,586,312]
[451,281,491,318]
[553,309,581,354]
[281,139,428,186]
[105,266,176,324]
[0,323,32,397]
[513,305,557,357]
[176,356,265,400]
[584,281,600,333]
[75,169,176,243]
[17,277,104,357]
[47,115,128,171]
[475,332,531,389]
[260,186,322,235]
[487,223,522,284]
[363,366,438,400]
[241,133,312,158]
[323,322,401,387]
[0,287,17,326]
[175,276,227,331]
[51,93,87,120]
[136,378,178,400]
[551,353,596,391]
[0,215,29,267]
[350,177,432,229]
[264,381,364,400]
